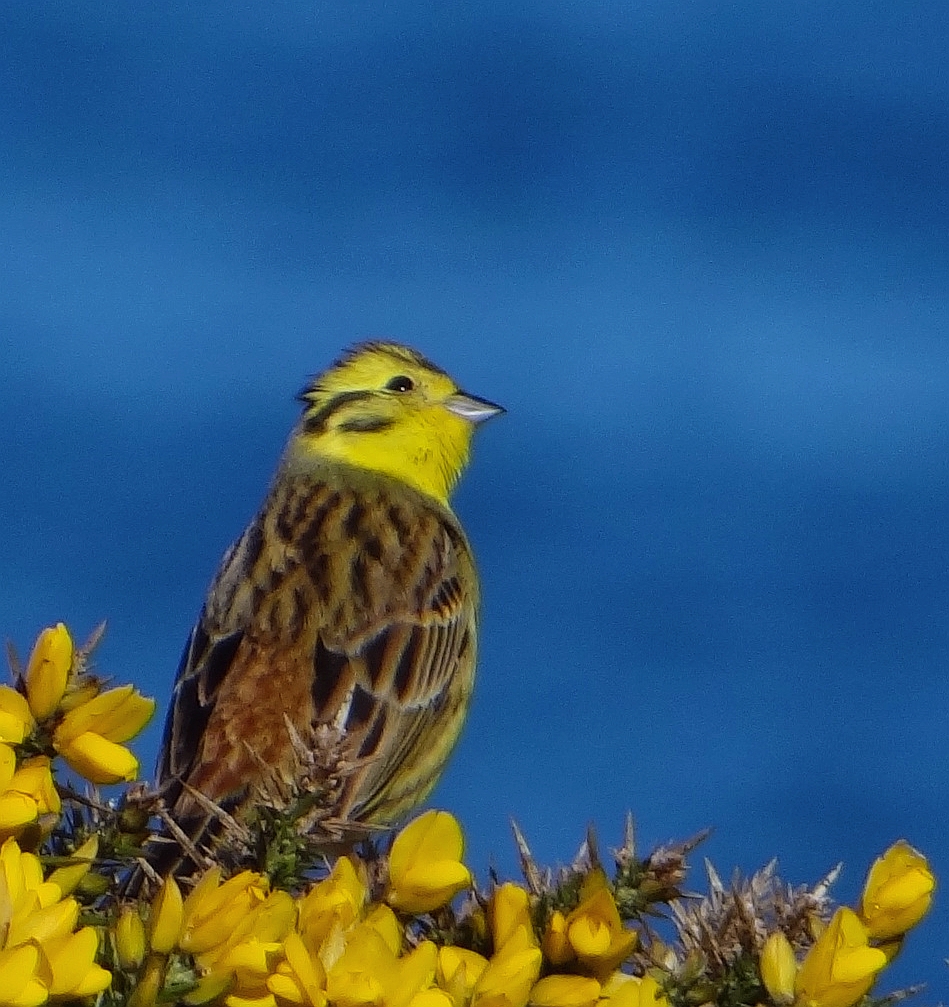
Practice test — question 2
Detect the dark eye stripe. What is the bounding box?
[302,390,374,435]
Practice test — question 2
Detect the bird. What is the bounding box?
[149,341,503,880]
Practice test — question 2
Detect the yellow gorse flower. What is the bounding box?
[0,943,46,1007]
[53,684,155,785]
[194,887,295,999]
[42,927,111,998]
[529,974,601,1007]
[562,871,637,978]
[600,974,669,1007]
[0,633,934,1007]
[298,856,367,953]
[325,925,439,1007]
[149,875,185,955]
[115,907,147,970]
[363,904,403,958]
[171,870,288,1004]
[180,869,271,956]
[267,931,327,1007]
[471,925,542,1007]
[387,811,472,914]
[760,931,797,1005]
[0,688,33,745]
[0,838,59,912]
[489,883,536,952]
[0,756,62,841]
[0,747,45,836]
[541,910,570,966]
[0,837,111,1004]
[24,624,73,722]
[8,624,157,791]
[794,907,886,1007]
[858,840,934,942]
[437,946,489,1004]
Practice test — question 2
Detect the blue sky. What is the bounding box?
[2,0,947,994]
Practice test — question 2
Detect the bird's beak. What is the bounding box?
[444,392,506,425]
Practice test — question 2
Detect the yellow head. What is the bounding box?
[289,342,503,504]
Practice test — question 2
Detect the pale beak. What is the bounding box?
[444,392,506,425]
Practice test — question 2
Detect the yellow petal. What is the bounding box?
[55,731,139,785]
[567,916,611,957]
[759,932,797,1004]
[25,623,73,721]
[149,875,185,954]
[529,974,601,1007]
[0,793,39,832]
[489,883,535,951]
[388,861,472,915]
[0,944,46,1007]
[224,995,278,1007]
[9,758,61,817]
[601,975,669,1007]
[55,685,155,745]
[182,970,234,1006]
[438,946,488,980]
[276,931,327,1007]
[298,855,368,950]
[72,963,112,997]
[182,868,269,954]
[327,969,385,1007]
[859,841,935,941]
[408,991,454,1007]
[437,946,489,1003]
[219,937,278,978]
[542,910,572,966]
[269,971,308,1005]
[43,926,111,996]
[391,810,466,866]
[473,927,542,1007]
[1,839,47,904]
[246,890,296,944]
[93,689,156,743]
[388,941,438,1007]
[796,908,886,1007]
[115,906,147,969]
[387,811,471,914]
[565,887,637,975]
[364,903,402,956]
[326,926,394,1007]
[0,688,34,744]
[47,835,98,898]
[0,745,17,791]
[7,895,79,947]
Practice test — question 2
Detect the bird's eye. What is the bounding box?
[385,375,415,392]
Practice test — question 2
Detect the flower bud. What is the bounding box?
[759,932,796,1004]
[116,907,147,969]
[25,623,73,721]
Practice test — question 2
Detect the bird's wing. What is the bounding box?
[154,473,477,866]
[315,557,477,823]
[155,527,262,799]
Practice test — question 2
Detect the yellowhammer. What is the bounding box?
[152,341,502,877]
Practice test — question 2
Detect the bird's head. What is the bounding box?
[291,342,503,504]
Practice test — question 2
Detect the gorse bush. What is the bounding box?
[0,623,934,1007]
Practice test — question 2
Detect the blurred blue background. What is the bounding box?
[2,0,946,995]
